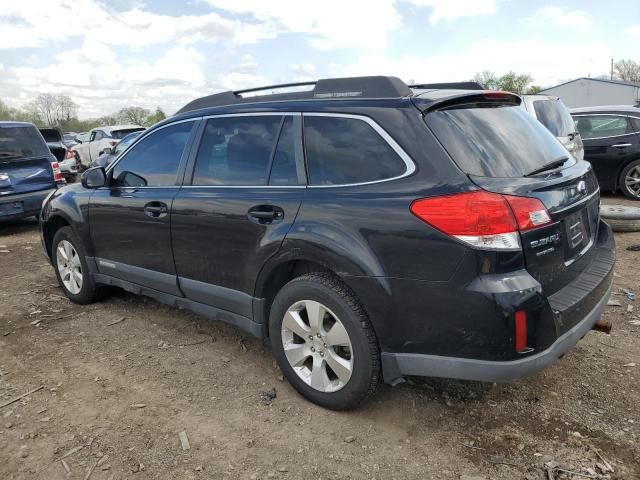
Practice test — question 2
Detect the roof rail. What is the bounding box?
[176,76,412,114]
[409,81,484,91]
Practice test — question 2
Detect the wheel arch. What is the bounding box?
[42,214,72,259]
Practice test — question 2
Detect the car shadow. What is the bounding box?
[0,216,40,236]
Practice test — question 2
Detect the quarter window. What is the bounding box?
[111,121,194,187]
[303,116,406,185]
[574,115,632,139]
[193,116,283,186]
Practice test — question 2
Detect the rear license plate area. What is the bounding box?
[0,201,24,216]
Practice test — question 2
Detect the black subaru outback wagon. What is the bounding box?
[40,77,615,409]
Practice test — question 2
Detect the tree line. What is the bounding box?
[0,94,166,133]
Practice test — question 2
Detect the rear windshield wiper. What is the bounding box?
[525,157,569,177]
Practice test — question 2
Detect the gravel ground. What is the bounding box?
[0,195,638,480]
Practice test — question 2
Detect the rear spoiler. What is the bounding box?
[409,81,484,91]
[412,91,521,113]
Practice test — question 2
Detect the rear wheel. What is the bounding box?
[619,159,640,200]
[52,226,100,304]
[269,273,380,410]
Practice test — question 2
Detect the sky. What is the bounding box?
[1,0,639,119]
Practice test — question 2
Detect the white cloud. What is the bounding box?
[625,25,640,36]
[527,6,593,31]
[407,0,498,24]
[334,38,611,88]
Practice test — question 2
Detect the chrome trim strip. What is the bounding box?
[552,188,599,214]
[202,112,301,119]
[571,113,640,140]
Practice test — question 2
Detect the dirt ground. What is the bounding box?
[0,195,639,480]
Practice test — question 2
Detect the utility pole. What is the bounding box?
[611,57,614,80]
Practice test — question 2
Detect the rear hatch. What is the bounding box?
[0,124,57,195]
[420,93,600,295]
[40,128,67,161]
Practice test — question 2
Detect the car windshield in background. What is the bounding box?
[63,134,76,143]
[426,105,571,178]
[533,99,575,137]
[111,128,144,139]
[113,132,142,155]
[0,126,51,159]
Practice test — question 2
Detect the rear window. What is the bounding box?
[574,115,632,139]
[426,106,571,178]
[532,99,575,137]
[111,128,144,139]
[0,126,50,159]
[303,116,407,185]
[40,128,62,143]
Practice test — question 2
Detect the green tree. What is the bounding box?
[117,106,151,126]
[145,107,166,126]
[472,71,535,94]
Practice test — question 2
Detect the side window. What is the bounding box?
[90,131,97,141]
[303,116,407,185]
[112,121,194,187]
[575,115,631,139]
[269,117,298,186]
[193,116,282,186]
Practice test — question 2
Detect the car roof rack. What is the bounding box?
[409,81,484,91]
[176,76,412,114]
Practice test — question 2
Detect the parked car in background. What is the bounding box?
[72,125,144,169]
[1,122,63,221]
[62,132,78,148]
[40,128,78,182]
[571,105,640,200]
[75,132,89,144]
[93,130,143,168]
[521,94,584,161]
[41,77,614,409]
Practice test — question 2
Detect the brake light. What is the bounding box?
[65,149,74,159]
[515,310,528,353]
[51,162,65,183]
[410,190,552,250]
[109,140,117,147]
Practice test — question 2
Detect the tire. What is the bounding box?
[51,226,100,304]
[269,273,380,410]
[618,159,640,200]
[600,205,640,232]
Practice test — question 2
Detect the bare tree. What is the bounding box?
[29,94,78,126]
[614,59,640,82]
[117,106,151,125]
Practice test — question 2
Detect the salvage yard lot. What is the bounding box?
[0,197,639,480]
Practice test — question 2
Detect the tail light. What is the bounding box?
[65,149,75,159]
[109,140,118,147]
[410,190,552,251]
[51,162,65,183]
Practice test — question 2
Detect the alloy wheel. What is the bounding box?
[281,300,354,393]
[56,240,83,294]
[625,165,640,198]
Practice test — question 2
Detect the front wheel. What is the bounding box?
[619,159,640,200]
[52,226,100,304]
[269,273,380,410]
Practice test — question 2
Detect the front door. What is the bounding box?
[171,114,305,317]
[575,114,640,191]
[89,120,198,295]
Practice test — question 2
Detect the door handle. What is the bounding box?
[248,205,284,224]
[611,143,632,148]
[144,202,168,218]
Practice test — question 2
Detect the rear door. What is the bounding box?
[574,114,640,191]
[89,120,197,295]
[171,113,304,317]
[424,100,600,295]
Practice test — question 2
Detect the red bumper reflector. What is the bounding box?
[515,310,528,352]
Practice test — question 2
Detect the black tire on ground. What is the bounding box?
[618,159,640,200]
[269,273,380,410]
[600,205,640,232]
[51,226,101,304]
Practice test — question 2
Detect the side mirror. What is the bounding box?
[81,166,107,189]
[100,147,112,155]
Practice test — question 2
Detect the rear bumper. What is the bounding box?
[379,220,615,384]
[0,188,55,221]
[381,280,611,383]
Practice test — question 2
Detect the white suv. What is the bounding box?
[72,125,144,168]
[520,94,584,161]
